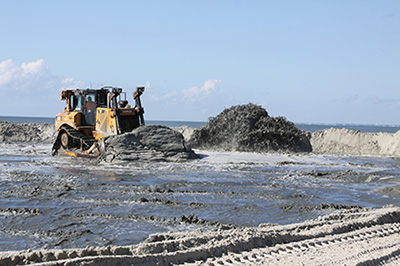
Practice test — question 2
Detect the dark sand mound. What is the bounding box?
[101,125,198,163]
[0,121,55,143]
[190,103,312,153]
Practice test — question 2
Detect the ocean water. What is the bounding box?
[0,116,399,251]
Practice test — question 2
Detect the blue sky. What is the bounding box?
[0,0,399,124]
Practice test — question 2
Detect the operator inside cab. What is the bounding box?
[85,95,96,125]
[86,96,96,111]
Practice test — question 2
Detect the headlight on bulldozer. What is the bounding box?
[56,116,62,121]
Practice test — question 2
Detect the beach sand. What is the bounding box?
[0,206,399,265]
[311,128,400,156]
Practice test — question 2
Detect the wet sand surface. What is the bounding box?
[0,142,399,258]
[0,206,399,265]
[0,115,399,265]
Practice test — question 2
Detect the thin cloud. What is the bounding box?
[146,79,223,102]
[371,96,400,106]
[147,91,179,102]
[0,58,84,94]
[61,77,84,87]
[183,79,221,99]
[145,80,151,89]
[143,79,231,120]
[332,93,360,103]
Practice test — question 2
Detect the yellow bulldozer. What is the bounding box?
[52,86,145,158]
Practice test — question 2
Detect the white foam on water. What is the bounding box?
[186,150,396,174]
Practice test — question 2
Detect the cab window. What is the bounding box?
[85,94,96,111]
[74,95,82,111]
[98,91,107,107]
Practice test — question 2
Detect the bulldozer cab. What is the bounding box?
[56,86,144,137]
[65,89,109,126]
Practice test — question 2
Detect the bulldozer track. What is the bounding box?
[52,127,96,154]
[181,222,400,266]
[63,127,96,148]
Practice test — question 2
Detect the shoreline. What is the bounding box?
[2,119,400,157]
[2,116,400,133]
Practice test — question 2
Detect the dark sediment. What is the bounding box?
[190,103,312,153]
[100,125,198,163]
[0,121,55,143]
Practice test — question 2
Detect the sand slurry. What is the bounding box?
[100,125,198,162]
[189,103,312,153]
[0,121,55,143]
[0,206,399,266]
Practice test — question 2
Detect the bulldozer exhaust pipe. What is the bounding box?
[134,87,145,126]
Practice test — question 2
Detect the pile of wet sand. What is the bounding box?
[0,206,398,265]
[0,121,55,143]
[189,103,312,153]
[100,125,198,163]
[311,128,400,156]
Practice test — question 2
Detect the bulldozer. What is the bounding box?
[52,86,145,158]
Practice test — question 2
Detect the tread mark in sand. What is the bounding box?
[193,223,400,266]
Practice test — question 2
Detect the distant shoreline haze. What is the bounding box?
[1,116,400,133]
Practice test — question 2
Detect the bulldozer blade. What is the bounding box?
[60,149,100,159]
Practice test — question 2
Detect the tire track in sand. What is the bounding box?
[186,222,400,266]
